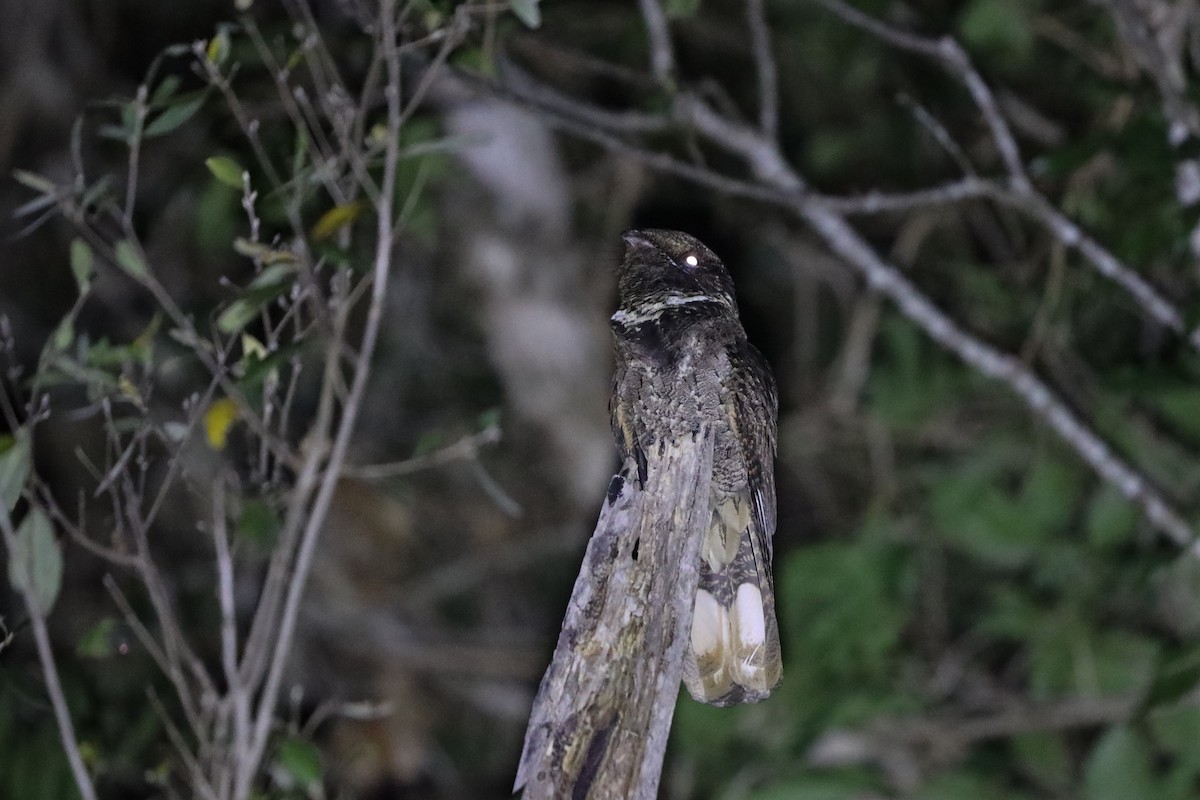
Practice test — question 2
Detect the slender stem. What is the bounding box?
[0,507,98,800]
[637,0,675,83]
[235,2,406,795]
[745,0,778,139]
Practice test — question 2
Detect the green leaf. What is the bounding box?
[206,156,245,190]
[1149,705,1200,764]
[916,770,1019,800]
[1083,727,1158,800]
[8,509,63,616]
[1012,730,1072,793]
[1153,386,1200,442]
[664,0,701,17]
[477,407,501,431]
[143,94,206,138]
[114,239,148,278]
[748,772,880,800]
[959,0,1033,62]
[509,0,541,28]
[248,262,299,290]
[238,499,281,548]
[216,267,296,335]
[1142,647,1200,710]
[149,74,182,107]
[76,618,119,658]
[216,300,261,335]
[1086,484,1138,550]
[779,540,909,684]
[206,27,232,66]
[276,737,321,788]
[50,317,74,352]
[0,430,31,511]
[70,238,93,293]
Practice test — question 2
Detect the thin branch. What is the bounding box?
[1096,0,1200,259]
[0,506,98,800]
[813,0,942,58]
[498,65,1199,357]
[211,481,249,794]
[123,85,148,230]
[817,0,1030,189]
[238,1,407,794]
[491,72,1196,551]
[637,0,675,84]
[147,688,219,800]
[817,179,990,214]
[745,0,778,139]
[341,424,501,480]
[679,94,1198,551]
[898,93,976,177]
[983,184,1200,349]
[808,692,1136,786]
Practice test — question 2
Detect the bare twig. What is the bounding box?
[682,96,1198,550]
[0,506,99,800]
[637,0,675,84]
[745,0,778,139]
[237,2,408,795]
[898,93,976,177]
[489,66,1197,551]
[124,84,149,230]
[341,424,501,480]
[1097,0,1200,258]
[808,692,1136,789]
[210,482,249,798]
[816,0,1028,187]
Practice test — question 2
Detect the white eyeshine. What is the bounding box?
[684,254,699,267]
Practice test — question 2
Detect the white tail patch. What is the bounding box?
[731,583,771,691]
[734,583,766,649]
[687,589,734,700]
[691,589,728,659]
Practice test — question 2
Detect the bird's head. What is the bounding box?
[614,229,738,323]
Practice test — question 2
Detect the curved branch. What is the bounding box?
[489,74,1196,553]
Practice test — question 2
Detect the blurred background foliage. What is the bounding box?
[2,0,1200,798]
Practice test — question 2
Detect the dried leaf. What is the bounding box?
[206,27,231,66]
[204,398,239,450]
[311,201,365,241]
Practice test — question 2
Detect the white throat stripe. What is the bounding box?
[611,294,729,326]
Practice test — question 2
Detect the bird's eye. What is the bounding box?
[683,254,699,268]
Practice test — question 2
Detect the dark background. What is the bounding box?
[3,1,1200,798]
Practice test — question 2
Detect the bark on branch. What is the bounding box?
[516,429,716,800]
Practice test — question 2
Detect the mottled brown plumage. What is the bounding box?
[609,229,781,706]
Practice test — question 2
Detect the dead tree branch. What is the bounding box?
[479,1,1199,553]
[516,429,715,800]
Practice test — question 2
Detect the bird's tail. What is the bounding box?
[682,494,782,706]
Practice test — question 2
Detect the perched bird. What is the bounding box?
[609,229,781,706]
